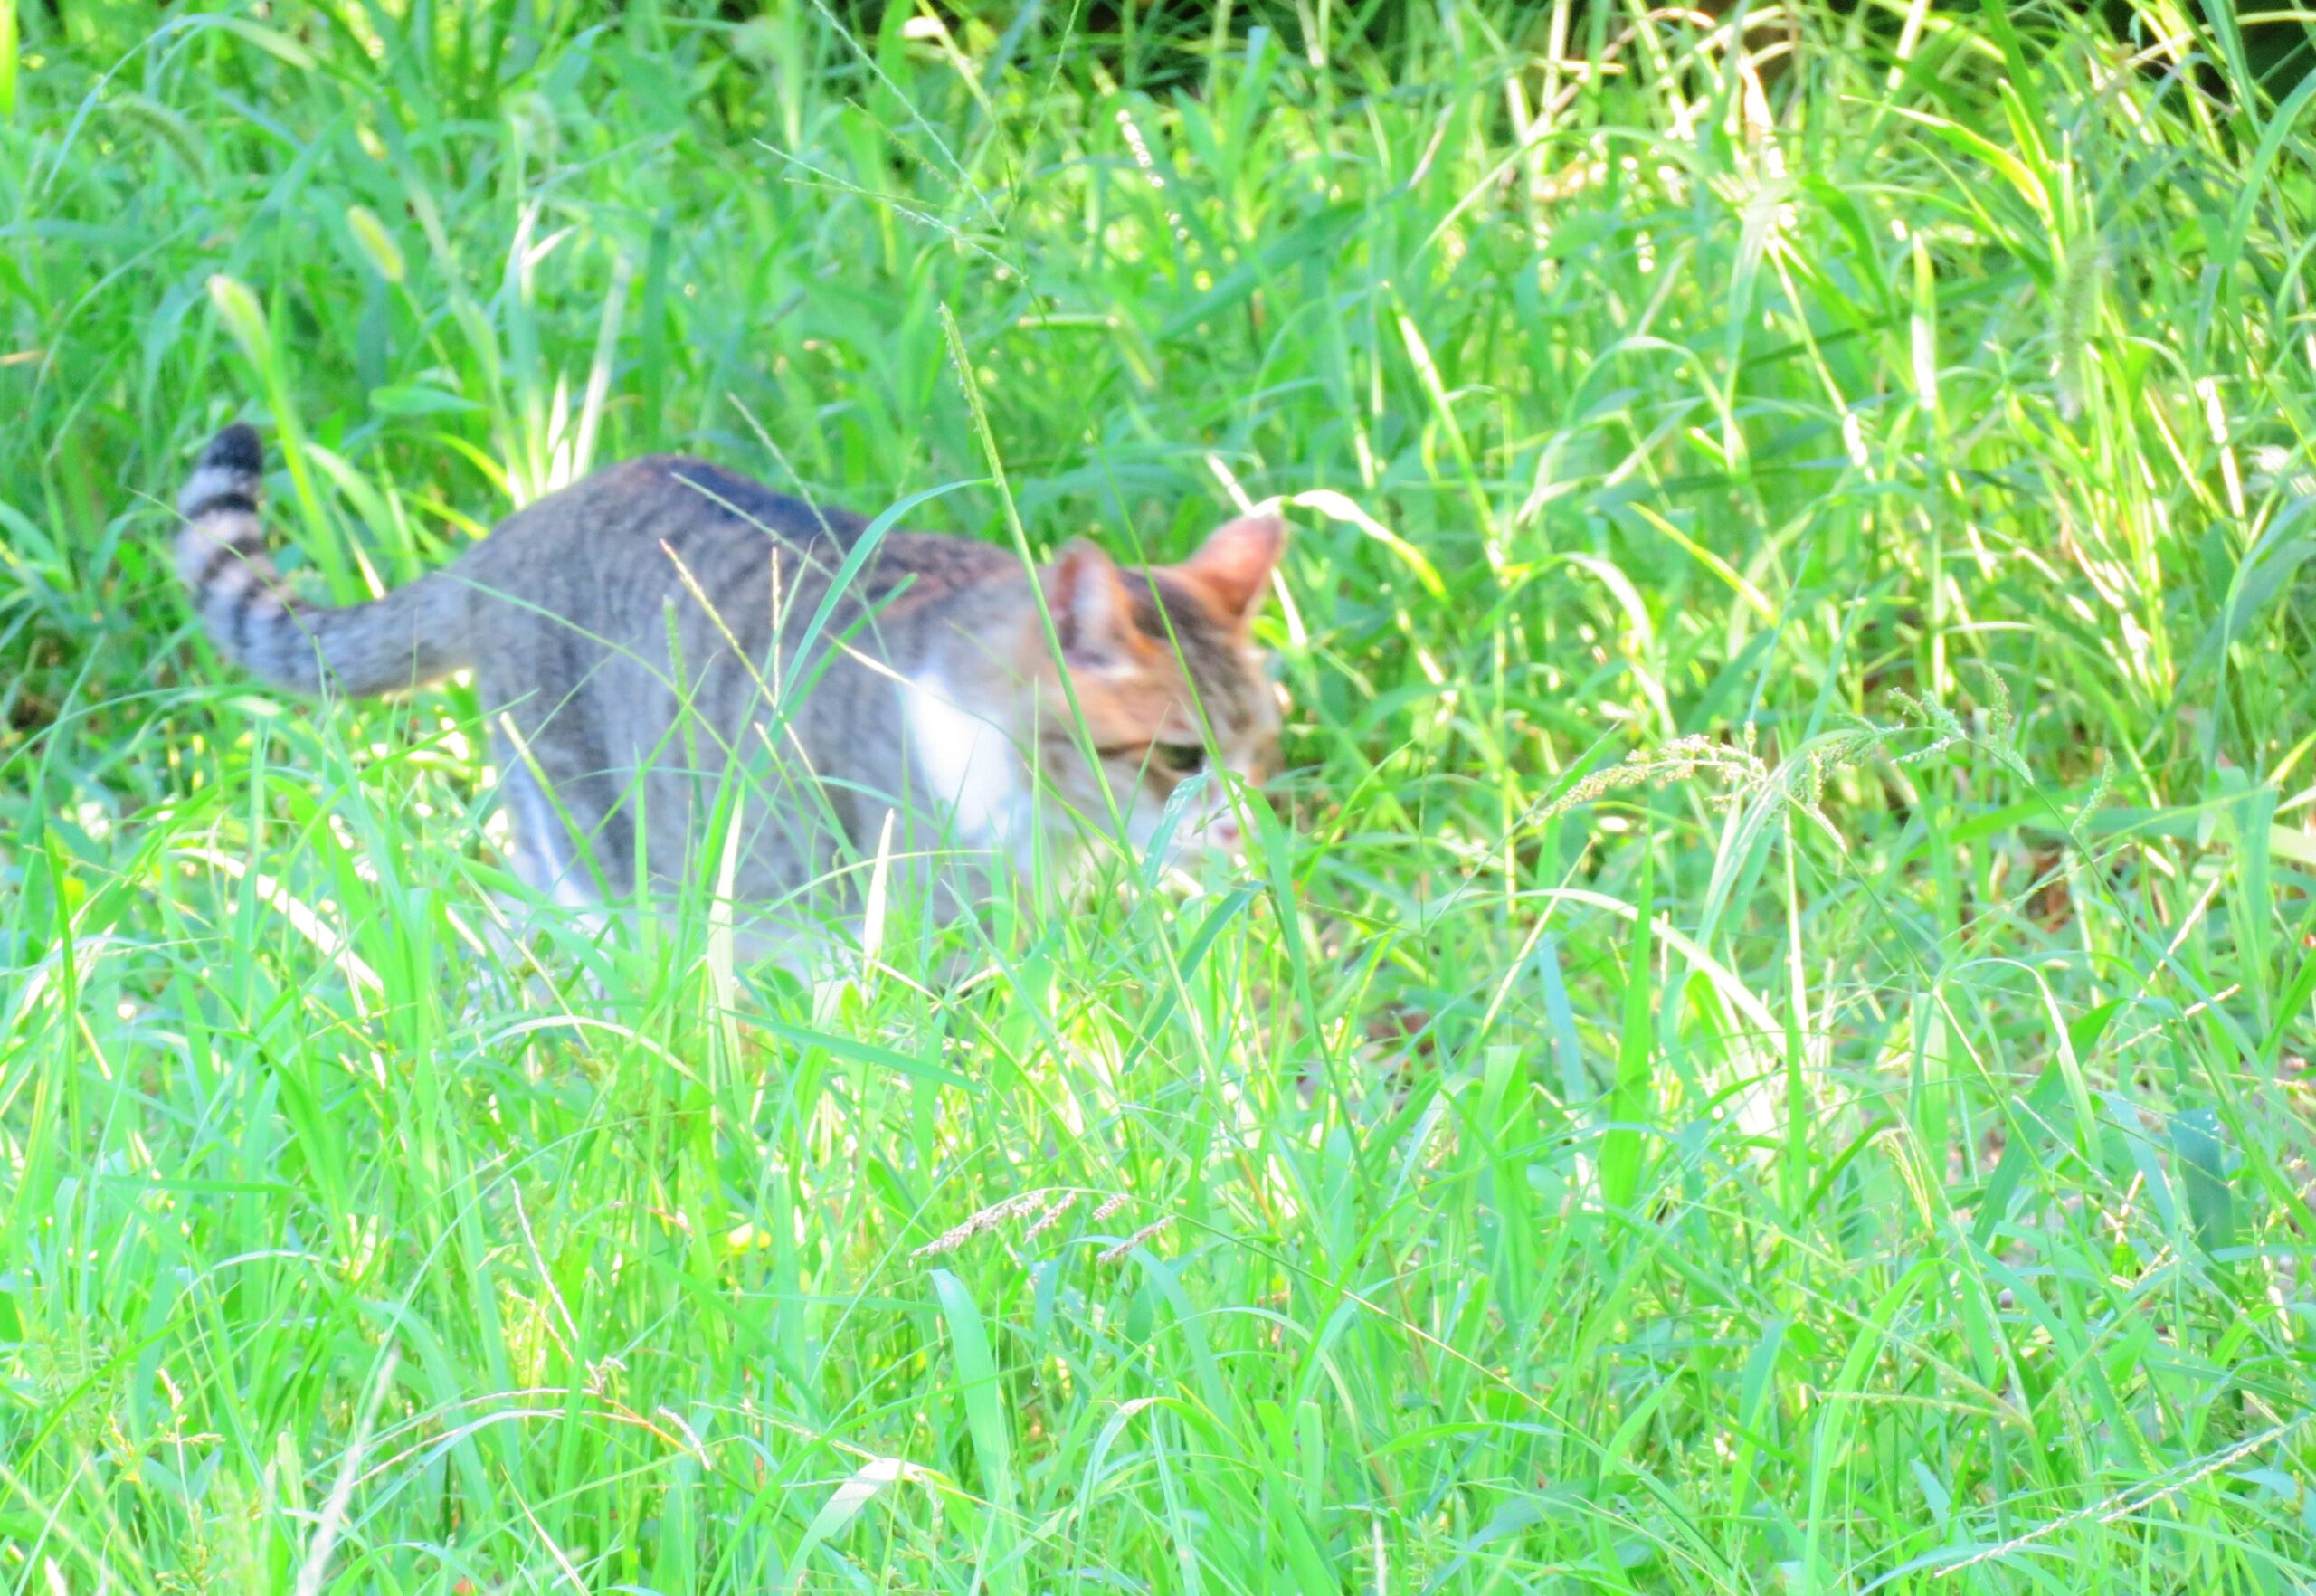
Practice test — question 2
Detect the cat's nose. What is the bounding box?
[1210,815,1243,850]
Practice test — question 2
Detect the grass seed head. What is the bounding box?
[912,1192,1052,1259]
[1098,1217,1173,1265]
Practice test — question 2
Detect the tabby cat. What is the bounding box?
[175,423,1286,955]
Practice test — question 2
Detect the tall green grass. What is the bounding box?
[5,0,2316,1589]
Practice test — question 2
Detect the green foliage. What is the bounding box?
[5,0,2316,1590]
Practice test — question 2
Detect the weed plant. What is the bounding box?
[4,0,2316,1590]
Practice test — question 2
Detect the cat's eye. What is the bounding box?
[1096,740,1207,775]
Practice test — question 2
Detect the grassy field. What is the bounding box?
[5,0,2316,1589]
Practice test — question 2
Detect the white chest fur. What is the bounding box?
[900,669,1024,846]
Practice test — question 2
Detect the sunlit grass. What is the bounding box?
[5,0,2316,1591]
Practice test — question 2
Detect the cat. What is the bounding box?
[174,423,1286,958]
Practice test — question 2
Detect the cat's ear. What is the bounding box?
[1180,514,1286,627]
[1044,538,1140,664]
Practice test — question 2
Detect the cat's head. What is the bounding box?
[1031,515,1286,861]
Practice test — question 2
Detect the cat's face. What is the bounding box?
[1033,516,1286,862]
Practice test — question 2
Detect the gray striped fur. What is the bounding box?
[175,423,1286,951]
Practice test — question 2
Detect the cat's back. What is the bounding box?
[460,453,1020,641]
[576,457,1021,601]
[478,454,869,570]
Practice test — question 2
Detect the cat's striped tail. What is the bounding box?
[176,423,474,696]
